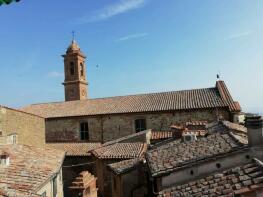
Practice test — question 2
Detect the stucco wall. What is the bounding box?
[160,150,253,190]
[37,168,64,197]
[45,108,230,142]
[0,107,45,147]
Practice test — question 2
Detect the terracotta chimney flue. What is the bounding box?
[245,115,263,147]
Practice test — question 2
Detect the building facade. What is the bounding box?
[0,106,45,147]
[20,41,241,143]
[0,144,65,197]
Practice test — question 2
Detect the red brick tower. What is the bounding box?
[62,40,88,101]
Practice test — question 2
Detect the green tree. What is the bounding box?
[0,0,20,6]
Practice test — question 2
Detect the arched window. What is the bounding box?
[80,122,89,140]
[70,62,75,76]
[80,62,84,76]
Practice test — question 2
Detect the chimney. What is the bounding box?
[245,116,263,147]
[170,125,185,138]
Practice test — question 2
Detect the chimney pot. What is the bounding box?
[245,116,263,147]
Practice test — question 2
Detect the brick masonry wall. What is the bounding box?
[0,107,45,147]
[45,108,230,142]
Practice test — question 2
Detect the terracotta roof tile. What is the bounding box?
[222,121,247,133]
[185,121,208,126]
[92,142,147,159]
[20,81,240,118]
[108,158,142,175]
[0,144,64,195]
[158,159,263,197]
[146,133,247,177]
[46,142,101,156]
[151,131,173,140]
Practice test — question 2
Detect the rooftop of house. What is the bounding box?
[0,105,44,119]
[151,131,173,140]
[102,129,151,146]
[0,144,65,196]
[107,158,142,175]
[146,132,247,177]
[92,142,147,159]
[20,81,240,118]
[207,120,247,133]
[158,158,263,197]
[46,142,101,156]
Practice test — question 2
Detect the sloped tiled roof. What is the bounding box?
[108,158,142,175]
[158,159,263,197]
[146,132,247,177]
[20,81,240,118]
[222,120,247,133]
[46,142,101,156]
[92,142,147,159]
[185,121,208,126]
[206,120,247,135]
[0,144,65,195]
[151,131,173,140]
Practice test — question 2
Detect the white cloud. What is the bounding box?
[226,31,253,40]
[76,0,147,24]
[116,33,148,42]
[47,71,63,78]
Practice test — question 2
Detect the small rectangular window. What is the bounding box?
[80,122,89,140]
[135,119,146,132]
[0,155,9,166]
[53,176,57,197]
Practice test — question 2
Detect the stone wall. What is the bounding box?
[45,108,230,143]
[0,106,45,147]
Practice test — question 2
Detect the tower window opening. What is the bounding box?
[80,122,89,140]
[80,62,84,76]
[70,62,75,75]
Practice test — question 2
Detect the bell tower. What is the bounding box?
[62,39,88,101]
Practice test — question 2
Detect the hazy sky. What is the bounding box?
[0,0,262,114]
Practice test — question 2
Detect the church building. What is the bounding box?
[21,40,241,143]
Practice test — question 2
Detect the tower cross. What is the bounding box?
[72,31,75,41]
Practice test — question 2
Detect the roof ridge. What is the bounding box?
[22,87,216,107]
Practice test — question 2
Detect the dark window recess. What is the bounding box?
[70,62,75,75]
[53,176,57,197]
[80,62,84,76]
[41,191,46,197]
[80,122,89,140]
[135,119,146,132]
